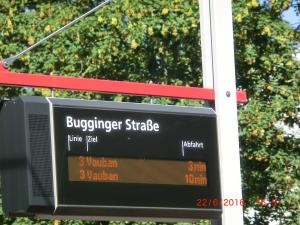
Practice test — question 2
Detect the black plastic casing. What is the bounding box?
[0,96,221,221]
[0,97,54,216]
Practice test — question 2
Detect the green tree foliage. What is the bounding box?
[0,0,202,100]
[233,0,299,224]
[0,0,299,225]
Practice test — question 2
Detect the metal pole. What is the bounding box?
[210,0,244,224]
[199,0,214,89]
[199,0,215,110]
[199,1,218,224]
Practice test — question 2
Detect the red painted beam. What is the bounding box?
[0,68,247,103]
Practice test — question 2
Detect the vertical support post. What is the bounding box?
[199,1,219,224]
[209,0,244,224]
[199,0,214,89]
[199,0,215,111]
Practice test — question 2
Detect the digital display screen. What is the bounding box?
[51,99,221,218]
[68,156,207,186]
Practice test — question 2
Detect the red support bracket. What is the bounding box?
[0,66,247,103]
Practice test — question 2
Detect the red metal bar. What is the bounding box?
[0,67,247,103]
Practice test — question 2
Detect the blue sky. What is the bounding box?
[282,6,299,28]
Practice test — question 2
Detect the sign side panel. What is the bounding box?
[46,97,58,212]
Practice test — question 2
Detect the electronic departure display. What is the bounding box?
[0,96,221,221]
[68,156,208,186]
[52,100,221,219]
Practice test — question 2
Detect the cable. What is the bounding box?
[2,0,114,68]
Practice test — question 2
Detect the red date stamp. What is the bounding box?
[196,198,280,207]
[196,198,245,207]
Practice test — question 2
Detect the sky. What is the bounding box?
[282,6,299,28]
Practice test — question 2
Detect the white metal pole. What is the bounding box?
[199,0,214,88]
[209,0,244,224]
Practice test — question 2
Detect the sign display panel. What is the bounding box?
[51,102,221,218]
[68,156,207,186]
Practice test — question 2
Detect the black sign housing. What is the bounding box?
[0,96,221,221]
